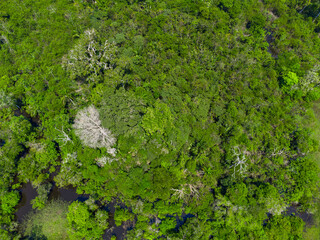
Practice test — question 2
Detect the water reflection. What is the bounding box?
[15,182,128,240]
[15,182,37,222]
[15,182,89,222]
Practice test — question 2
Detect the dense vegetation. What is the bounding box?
[1,0,320,239]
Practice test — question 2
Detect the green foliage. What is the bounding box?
[265,215,305,240]
[99,88,146,136]
[226,183,248,205]
[31,183,52,210]
[1,191,19,214]
[172,218,212,239]
[18,140,58,185]
[67,201,108,239]
[114,207,135,227]
[281,71,299,95]
[23,200,69,240]
[141,100,174,136]
[159,217,176,235]
[0,91,14,109]
[288,157,319,202]
[1,0,320,239]
[62,28,117,82]
[8,116,33,143]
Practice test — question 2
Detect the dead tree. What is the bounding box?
[55,127,73,146]
[73,105,116,156]
[62,28,117,82]
[314,10,320,22]
[230,146,247,178]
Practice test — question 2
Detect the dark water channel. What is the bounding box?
[15,183,89,222]
[286,205,314,227]
[15,182,37,222]
[266,31,278,59]
[15,181,129,239]
[13,109,130,239]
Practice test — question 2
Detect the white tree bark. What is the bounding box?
[230,146,247,178]
[62,28,117,82]
[55,127,73,146]
[299,65,320,92]
[0,91,14,109]
[73,106,116,155]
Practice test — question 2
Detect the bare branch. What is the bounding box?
[62,28,117,82]
[269,147,285,157]
[55,127,73,146]
[314,11,320,22]
[95,156,117,167]
[171,188,186,200]
[73,106,116,155]
[299,3,310,14]
[171,183,201,200]
[230,146,247,178]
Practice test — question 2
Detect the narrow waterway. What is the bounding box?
[12,108,132,239]
[15,183,89,222]
[15,181,131,239]
[15,182,37,222]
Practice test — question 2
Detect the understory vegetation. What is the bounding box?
[1,0,320,239]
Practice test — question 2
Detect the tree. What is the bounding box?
[55,126,73,146]
[265,216,304,240]
[262,185,287,216]
[95,156,117,167]
[73,105,117,155]
[141,100,174,136]
[99,88,146,136]
[22,200,69,240]
[55,152,83,187]
[67,201,108,240]
[1,191,19,214]
[281,71,299,94]
[62,28,117,82]
[230,146,248,178]
[31,183,52,210]
[114,207,135,227]
[299,65,320,94]
[0,91,14,109]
